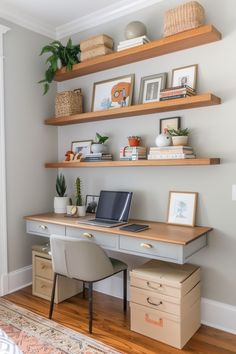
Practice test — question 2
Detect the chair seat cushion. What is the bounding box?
[110,258,127,274]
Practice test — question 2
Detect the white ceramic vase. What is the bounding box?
[91,143,108,154]
[155,132,172,147]
[172,136,189,146]
[77,205,86,217]
[54,196,70,214]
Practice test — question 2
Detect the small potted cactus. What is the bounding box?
[168,128,189,146]
[54,174,70,213]
[91,132,109,154]
[75,177,86,216]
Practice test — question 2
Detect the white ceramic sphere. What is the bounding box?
[124,21,147,39]
[155,133,172,147]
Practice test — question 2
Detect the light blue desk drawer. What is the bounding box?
[119,236,180,262]
[26,221,65,238]
[66,227,119,250]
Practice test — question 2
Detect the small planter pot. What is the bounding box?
[91,143,108,154]
[128,136,141,147]
[54,197,70,214]
[77,205,86,217]
[172,136,189,146]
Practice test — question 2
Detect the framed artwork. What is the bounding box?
[85,195,100,213]
[71,140,93,157]
[167,191,198,227]
[159,116,181,134]
[91,74,134,111]
[139,73,167,104]
[171,64,198,90]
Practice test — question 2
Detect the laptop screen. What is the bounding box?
[96,191,132,221]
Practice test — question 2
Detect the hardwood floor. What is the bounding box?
[3,286,236,354]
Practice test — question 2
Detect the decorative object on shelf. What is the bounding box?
[139,73,167,104]
[75,177,86,216]
[160,85,196,101]
[64,150,82,162]
[55,89,83,118]
[120,146,147,160]
[148,145,195,160]
[91,133,109,154]
[125,21,147,39]
[168,127,189,146]
[66,205,77,216]
[155,129,172,147]
[167,191,198,226]
[80,34,113,62]
[84,153,113,161]
[71,140,93,157]
[91,74,135,111]
[117,35,150,51]
[128,136,141,147]
[171,64,198,90]
[54,174,70,214]
[39,38,80,94]
[163,1,205,37]
[85,195,100,213]
[160,117,180,134]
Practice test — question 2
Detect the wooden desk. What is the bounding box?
[25,213,212,264]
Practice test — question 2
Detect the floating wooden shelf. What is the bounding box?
[45,158,220,168]
[54,25,221,82]
[45,93,221,126]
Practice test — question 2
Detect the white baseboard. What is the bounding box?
[4,266,236,335]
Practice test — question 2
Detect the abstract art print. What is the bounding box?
[167,191,198,226]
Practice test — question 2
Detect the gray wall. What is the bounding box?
[58,0,236,306]
[1,18,58,272]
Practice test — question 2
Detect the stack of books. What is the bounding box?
[148,146,195,160]
[117,36,150,51]
[160,85,196,101]
[83,153,113,161]
[120,146,147,160]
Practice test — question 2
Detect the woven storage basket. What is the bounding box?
[164,1,205,37]
[80,34,113,51]
[81,45,113,62]
[55,89,83,118]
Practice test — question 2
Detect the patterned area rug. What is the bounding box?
[0,298,121,354]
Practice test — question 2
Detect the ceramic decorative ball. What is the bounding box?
[124,21,147,39]
[155,132,172,147]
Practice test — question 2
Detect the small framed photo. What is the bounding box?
[171,64,198,90]
[91,74,134,111]
[139,73,167,104]
[71,140,93,157]
[85,195,100,214]
[167,191,198,227]
[159,116,180,134]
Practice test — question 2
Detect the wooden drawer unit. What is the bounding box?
[66,227,119,250]
[32,245,82,303]
[27,221,65,238]
[130,260,201,349]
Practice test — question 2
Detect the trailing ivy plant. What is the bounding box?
[39,38,80,95]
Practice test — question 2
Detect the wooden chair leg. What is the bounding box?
[83,281,86,299]
[123,269,127,312]
[88,283,93,334]
[49,273,57,319]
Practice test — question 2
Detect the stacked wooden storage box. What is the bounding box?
[80,34,113,62]
[130,260,201,349]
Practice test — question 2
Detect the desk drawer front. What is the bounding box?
[27,221,65,237]
[66,227,118,250]
[119,236,179,261]
[34,277,52,299]
[35,256,53,280]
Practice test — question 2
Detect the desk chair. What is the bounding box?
[49,234,128,333]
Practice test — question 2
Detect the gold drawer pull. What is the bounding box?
[39,225,48,230]
[147,281,163,290]
[83,232,94,238]
[140,243,153,249]
[147,297,162,307]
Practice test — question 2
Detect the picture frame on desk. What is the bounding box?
[85,195,100,213]
[167,191,198,227]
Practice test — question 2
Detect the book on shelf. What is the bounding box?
[83,152,113,161]
[161,85,196,93]
[120,156,147,161]
[160,94,192,101]
[119,35,150,46]
[149,146,194,154]
[120,146,147,159]
[148,153,196,160]
[160,90,196,98]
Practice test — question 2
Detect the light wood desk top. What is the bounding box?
[24,213,212,246]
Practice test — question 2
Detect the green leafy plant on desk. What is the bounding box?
[54,174,70,214]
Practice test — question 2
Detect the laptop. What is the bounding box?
[78,190,133,228]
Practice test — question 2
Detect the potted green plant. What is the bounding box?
[168,128,189,146]
[75,177,86,216]
[39,38,80,95]
[91,132,109,153]
[54,174,70,213]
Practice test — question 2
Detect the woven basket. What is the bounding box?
[81,45,113,62]
[55,89,83,118]
[164,1,205,37]
[80,34,113,51]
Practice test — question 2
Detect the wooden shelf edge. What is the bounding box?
[45,158,221,168]
[45,93,221,126]
[54,25,221,82]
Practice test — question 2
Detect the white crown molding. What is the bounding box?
[0,8,55,39]
[56,0,164,39]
